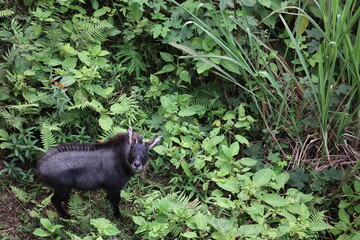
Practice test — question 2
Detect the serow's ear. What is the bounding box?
[146,136,162,149]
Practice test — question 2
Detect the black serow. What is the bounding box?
[37,127,162,219]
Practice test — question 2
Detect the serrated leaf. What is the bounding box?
[62,57,77,69]
[253,169,274,186]
[110,103,129,114]
[216,179,240,194]
[261,194,289,207]
[193,212,208,230]
[238,224,262,238]
[338,208,350,224]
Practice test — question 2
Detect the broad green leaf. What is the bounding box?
[354,181,360,193]
[258,0,271,8]
[178,107,197,117]
[156,64,175,74]
[24,69,35,76]
[0,129,9,140]
[93,8,107,17]
[32,228,51,237]
[99,116,113,131]
[253,168,274,186]
[15,56,30,74]
[160,52,174,62]
[238,224,262,238]
[338,208,350,224]
[132,216,146,225]
[78,52,91,66]
[308,221,333,231]
[62,57,77,69]
[60,76,76,87]
[275,172,290,188]
[179,70,191,83]
[90,218,120,236]
[216,179,240,194]
[261,194,289,207]
[48,59,61,66]
[193,212,208,230]
[235,135,250,146]
[180,160,192,177]
[182,232,197,238]
[296,16,309,35]
[160,95,178,113]
[239,157,257,166]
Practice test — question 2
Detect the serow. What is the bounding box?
[37,127,162,218]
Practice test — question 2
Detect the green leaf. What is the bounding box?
[354,181,360,193]
[308,221,333,231]
[338,208,350,224]
[297,16,309,35]
[216,179,240,194]
[110,103,129,114]
[253,168,274,186]
[180,160,192,177]
[239,157,257,166]
[156,64,175,74]
[160,95,178,113]
[261,194,289,207]
[258,0,271,8]
[178,107,197,117]
[33,228,51,237]
[182,232,197,238]
[93,8,107,17]
[90,218,120,236]
[238,224,262,238]
[78,52,91,66]
[179,70,191,83]
[275,172,289,188]
[235,135,250,146]
[160,52,174,62]
[62,58,77,69]
[132,216,146,225]
[193,212,208,230]
[99,116,113,131]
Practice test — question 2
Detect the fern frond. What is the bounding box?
[177,191,202,212]
[113,44,145,77]
[115,94,142,126]
[0,109,26,130]
[39,194,53,208]
[101,126,126,140]
[68,193,88,219]
[11,186,28,202]
[6,103,39,115]
[2,45,18,63]
[40,127,56,151]
[0,9,14,18]
[71,15,114,47]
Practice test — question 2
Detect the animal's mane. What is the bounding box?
[39,131,136,162]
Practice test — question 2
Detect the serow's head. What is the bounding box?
[127,127,162,173]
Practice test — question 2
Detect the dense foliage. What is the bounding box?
[0,0,359,239]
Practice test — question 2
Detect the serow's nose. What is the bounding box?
[134,162,141,168]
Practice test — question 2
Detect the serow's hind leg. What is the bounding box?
[52,187,71,219]
[106,188,121,218]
